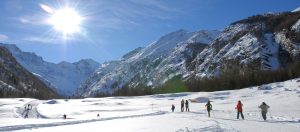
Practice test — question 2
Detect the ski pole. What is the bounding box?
[269,109,272,121]
[211,110,215,118]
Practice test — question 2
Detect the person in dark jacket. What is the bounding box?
[258,102,270,121]
[181,99,184,112]
[235,100,244,120]
[171,104,175,112]
[185,100,189,112]
[27,104,32,110]
[205,101,212,117]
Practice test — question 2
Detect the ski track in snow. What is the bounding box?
[15,100,47,119]
[0,111,167,131]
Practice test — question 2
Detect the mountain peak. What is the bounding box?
[0,43,20,52]
[75,59,99,64]
[122,47,144,60]
[292,6,300,12]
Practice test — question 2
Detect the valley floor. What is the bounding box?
[0,78,300,132]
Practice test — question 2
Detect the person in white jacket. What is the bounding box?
[258,102,270,121]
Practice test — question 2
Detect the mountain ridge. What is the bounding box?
[0,43,100,96]
[76,29,221,97]
[76,10,300,97]
[0,46,59,99]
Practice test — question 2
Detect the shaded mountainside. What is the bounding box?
[76,30,220,97]
[0,46,59,99]
[0,44,100,96]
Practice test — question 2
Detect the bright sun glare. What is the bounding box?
[48,8,82,35]
[40,3,83,37]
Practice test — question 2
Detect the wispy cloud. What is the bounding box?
[18,15,48,25]
[84,0,180,30]
[0,34,8,41]
[23,35,84,44]
[9,0,182,30]
[24,36,57,44]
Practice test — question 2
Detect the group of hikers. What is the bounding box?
[22,104,32,118]
[22,99,269,120]
[172,100,270,121]
[172,99,190,112]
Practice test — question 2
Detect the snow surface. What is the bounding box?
[1,78,300,131]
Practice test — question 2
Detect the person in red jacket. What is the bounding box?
[235,100,244,120]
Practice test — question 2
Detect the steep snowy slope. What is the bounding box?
[0,44,99,96]
[77,30,220,97]
[189,11,300,78]
[0,46,59,99]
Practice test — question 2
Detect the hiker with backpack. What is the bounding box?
[171,104,175,112]
[181,99,184,112]
[235,100,244,120]
[185,100,190,112]
[205,101,212,117]
[258,102,270,121]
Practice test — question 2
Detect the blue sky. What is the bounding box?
[0,0,299,63]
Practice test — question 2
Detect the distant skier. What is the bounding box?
[258,102,270,121]
[97,113,100,117]
[171,104,175,112]
[27,104,32,110]
[24,112,29,118]
[181,99,184,112]
[205,101,212,117]
[235,100,244,120]
[63,114,67,119]
[185,100,189,112]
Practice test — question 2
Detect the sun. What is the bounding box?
[48,7,82,35]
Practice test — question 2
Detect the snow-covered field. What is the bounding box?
[1,79,300,132]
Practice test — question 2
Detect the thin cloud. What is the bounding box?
[10,1,180,30]
[130,0,177,12]
[24,36,57,44]
[23,35,84,44]
[39,3,55,14]
[85,0,180,30]
[0,34,8,41]
[18,15,47,25]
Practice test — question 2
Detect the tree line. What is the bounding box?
[95,61,300,97]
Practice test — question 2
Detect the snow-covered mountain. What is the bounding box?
[77,10,300,97]
[0,46,59,99]
[189,11,300,78]
[76,29,220,97]
[0,44,100,96]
